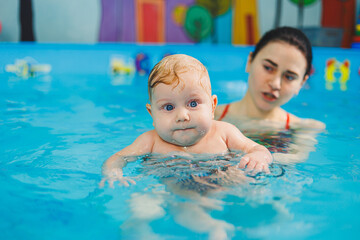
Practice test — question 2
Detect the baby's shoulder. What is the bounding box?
[213,120,241,134]
[134,130,157,144]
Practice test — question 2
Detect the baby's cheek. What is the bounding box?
[157,129,172,143]
[197,120,212,136]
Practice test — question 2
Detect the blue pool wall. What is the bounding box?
[1,43,359,95]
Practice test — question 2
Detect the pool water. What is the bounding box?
[1,44,360,239]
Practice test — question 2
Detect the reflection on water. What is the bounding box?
[140,152,286,191]
[244,127,320,166]
[247,129,296,153]
[111,151,310,239]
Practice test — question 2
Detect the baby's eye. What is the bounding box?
[164,104,174,111]
[189,100,198,108]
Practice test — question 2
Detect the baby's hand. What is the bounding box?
[238,151,272,173]
[99,167,136,188]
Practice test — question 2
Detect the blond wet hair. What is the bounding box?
[148,54,211,101]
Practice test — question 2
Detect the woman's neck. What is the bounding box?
[236,91,285,121]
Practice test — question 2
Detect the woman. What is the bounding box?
[215,27,325,131]
[215,27,325,163]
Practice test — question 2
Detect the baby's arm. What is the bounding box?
[220,121,273,172]
[100,131,155,188]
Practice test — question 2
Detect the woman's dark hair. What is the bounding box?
[251,26,312,77]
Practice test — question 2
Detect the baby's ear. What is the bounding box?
[146,103,152,116]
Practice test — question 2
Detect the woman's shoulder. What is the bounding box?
[301,118,326,129]
[290,114,326,130]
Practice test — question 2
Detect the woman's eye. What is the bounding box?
[264,65,273,71]
[285,75,296,81]
[164,104,174,111]
[189,101,198,108]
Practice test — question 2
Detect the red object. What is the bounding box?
[246,14,255,45]
[142,3,158,42]
[326,59,335,67]
[310,65,315,76]
[285,113,290,130]
[0,21,2,34]
[321,0,356,48]
[136,0,164,43]
[353,36,360,42]
[218,104,230,121]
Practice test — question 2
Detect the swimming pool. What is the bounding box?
[1,43,360,239]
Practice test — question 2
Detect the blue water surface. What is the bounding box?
[1,44,360,240]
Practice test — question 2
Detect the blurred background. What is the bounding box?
[0,0,359,48]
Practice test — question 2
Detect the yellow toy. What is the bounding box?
[111,57,135,75]
[5,57,51,78]
[325,58,350,91]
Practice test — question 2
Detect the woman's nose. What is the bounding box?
[268,74,281,90]
[176,108,190,122]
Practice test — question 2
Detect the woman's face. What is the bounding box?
[246,41,308,113]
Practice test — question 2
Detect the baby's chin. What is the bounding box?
[170,130,205,147]
[160,135,200,148]
[170,138,199,147]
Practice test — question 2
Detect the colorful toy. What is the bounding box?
[325,58,350,91]
[111,57,135,75]
[356,12,360,36]
[184,5,212,42]
[172,4,187,26]
[135,53,150,76]
[5,57,51,78]
[352,14,360,46]
[352,14,360,47]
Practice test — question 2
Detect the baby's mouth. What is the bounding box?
[174,127,195,132]
[262,92,278,102]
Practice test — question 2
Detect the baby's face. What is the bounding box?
[148,71,216,147]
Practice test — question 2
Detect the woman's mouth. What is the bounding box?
[262,92,278,102]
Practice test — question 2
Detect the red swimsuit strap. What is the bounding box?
[219,105,290,129]
[285,112,290,130]
[218,104,230,121]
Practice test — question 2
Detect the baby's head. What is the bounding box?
[146,54,217,147]
[148,54,212,101]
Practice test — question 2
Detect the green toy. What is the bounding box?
[184,5,213,42]
[289,0,317,6]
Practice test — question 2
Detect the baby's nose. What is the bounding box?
[176,108,190,122]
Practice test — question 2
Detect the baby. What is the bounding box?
[101,54,272,187]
